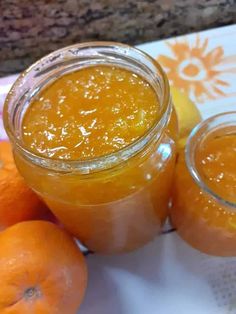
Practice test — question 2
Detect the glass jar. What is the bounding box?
[4,42,178,254]
[171,112,236,256]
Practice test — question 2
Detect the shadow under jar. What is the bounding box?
[4,42,177,254]
[171,112,236,256]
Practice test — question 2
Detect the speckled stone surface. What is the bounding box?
[0,0,236,76]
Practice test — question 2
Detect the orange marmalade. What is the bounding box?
[196,133,236,204]
[171,113,236,256]
[22,66,159,160]
[4,43,177,254]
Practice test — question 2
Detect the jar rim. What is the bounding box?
[186,111,236,209]
[4,41,171,174]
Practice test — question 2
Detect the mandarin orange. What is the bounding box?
[0,141,49,230]
[0,220,87,314]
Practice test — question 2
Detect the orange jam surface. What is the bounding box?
[22,66,159,160]
[196,133,236,204]
[171,130,236,256]
[18,65,177,253]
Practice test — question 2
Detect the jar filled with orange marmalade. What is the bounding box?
[4,42,178,254]
[171,112,236,256]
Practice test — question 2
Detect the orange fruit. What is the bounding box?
[171,87,201,148]
[0,220,87,314]
[0,141,49,230]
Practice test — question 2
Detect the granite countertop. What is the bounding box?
[0,0,236,76]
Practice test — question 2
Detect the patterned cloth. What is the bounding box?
[1,25,236,314]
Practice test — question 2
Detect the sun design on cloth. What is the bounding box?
[157,36,235,102]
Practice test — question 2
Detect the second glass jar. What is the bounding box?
[171,112,236,256]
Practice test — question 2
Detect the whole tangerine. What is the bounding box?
[0,220,87,314]
[0,141,49,230]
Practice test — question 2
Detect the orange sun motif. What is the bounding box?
[157,36,231,102]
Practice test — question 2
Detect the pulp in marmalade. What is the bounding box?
[171,128,236,256]
[16,65,177,253]
[22,66,159,160]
